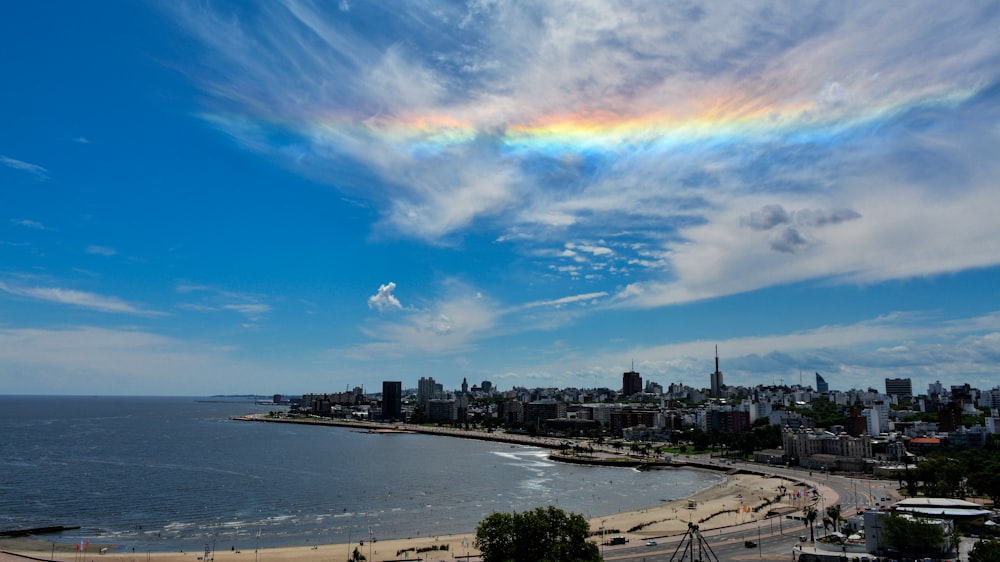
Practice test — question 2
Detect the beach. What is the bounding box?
[1,469,811,562]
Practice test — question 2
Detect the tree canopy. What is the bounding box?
[474,506,602,562]
[881,514,950,558]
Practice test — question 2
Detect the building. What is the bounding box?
[381,381,402,421]
[709,346,724,398]
[417,376,437,410]
[622,369,642,397]
[782,427,872,470]
[427,398,456,422]
[885,377,913,398]
[525,399,566,428]
[815,372,829,393]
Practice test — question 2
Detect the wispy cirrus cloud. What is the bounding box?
[85,245,118,256]
[1,155,49,180]
[168,1,1000,311]
[10,219,50,231]
[176,283,271,325]
[0,281,163,316]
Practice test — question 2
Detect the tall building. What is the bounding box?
[417,376,437,410]
[461,377,469,395]
[622,369,642,396]
[885,377,913,398]
[815,372,829,393]
[382,381,402,421]
[709,346,724,398]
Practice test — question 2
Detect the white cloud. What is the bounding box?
[0,326,275,395]
[367,282,403,313]
[10,219,49,230]
[496,310,1000,393]
[169,1,1000,310]
[85,245,118,256]
[521,292,608,310]
[1,155,49,180]
[0,281,163,316]
[175,283,271,323]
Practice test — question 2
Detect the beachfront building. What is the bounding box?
[782,427,872,470]
[498,399,524,425]
[417,376,440,410]
[525,398,567,429]
[382,381,402,421]
[609,405,660,438]
[427,398,456,422]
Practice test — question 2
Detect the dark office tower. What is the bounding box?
[461,377,469,395]
[816,373,829,393]
[710,346,724,398]
[885,377,913,398]
[622,369,642,396]
[382,381,402,421]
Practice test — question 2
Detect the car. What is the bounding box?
[744,540,756,548]
[646,540,657,546]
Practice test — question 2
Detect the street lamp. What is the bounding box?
[600,519,607,558]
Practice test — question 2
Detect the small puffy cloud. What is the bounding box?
[1,155,49,180]
[770,227,809,253]
[367,282,403,313]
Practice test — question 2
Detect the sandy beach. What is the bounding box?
[1,469,814,562]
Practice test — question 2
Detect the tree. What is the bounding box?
[969,539,1000,562]
[803,506,818,543]
[825,504,842,533]
[882,514,948,558]
[475,506,602,562]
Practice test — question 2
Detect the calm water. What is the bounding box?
[0,396,722,551]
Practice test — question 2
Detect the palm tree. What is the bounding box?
[826,504,842,533]
[803,506,818,543]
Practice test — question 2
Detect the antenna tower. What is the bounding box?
[667,523,721,562]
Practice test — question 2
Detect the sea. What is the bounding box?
[0,396,723,552]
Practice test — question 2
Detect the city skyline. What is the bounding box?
[2,2,999,396]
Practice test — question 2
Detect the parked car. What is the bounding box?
[646,540,657,546]
[744,540,756,548]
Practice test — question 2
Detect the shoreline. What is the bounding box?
[2,415,825,561]
[1,470,809,562]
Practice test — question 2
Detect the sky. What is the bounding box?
[2,1,999,397]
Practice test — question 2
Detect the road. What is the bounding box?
[594,455,900,562]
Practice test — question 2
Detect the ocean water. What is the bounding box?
[0,396,722,552]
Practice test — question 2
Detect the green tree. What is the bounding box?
[825,504,842,533]
[475,506,602,562]
[803,506,818,543]
[969,539,1000,562]
[882,514,948,558]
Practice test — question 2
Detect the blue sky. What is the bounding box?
[2,1,999,396]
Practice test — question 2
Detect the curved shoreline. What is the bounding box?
[2,415,820,561]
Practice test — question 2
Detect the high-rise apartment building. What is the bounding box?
[382,381,402,421]
[885,377,913,398]
[709,347,724,398]
[622,369,642,396]
[417,376,437,410]
[815,372,829,393]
